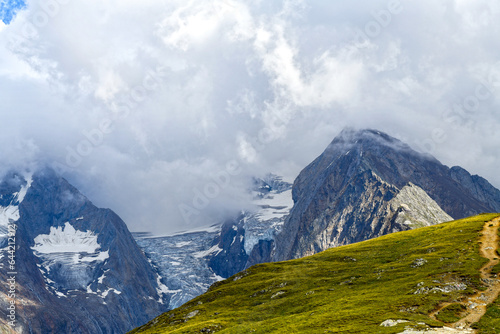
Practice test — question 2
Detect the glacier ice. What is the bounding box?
[133,174,293,310]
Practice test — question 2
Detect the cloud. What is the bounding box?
[0,0,499,234]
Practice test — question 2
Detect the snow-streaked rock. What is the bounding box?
[208,175,293,278]
[31,222,110,292]
[0,168,168,333]
[243,187,292,255]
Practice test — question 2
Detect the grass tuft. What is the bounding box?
[435,303,466,323]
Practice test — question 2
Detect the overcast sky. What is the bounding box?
[1,0,500,234]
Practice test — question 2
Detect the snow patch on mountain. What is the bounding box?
[175,241,193,247]
[252,188,293,221]
[101,288,122,298]
[152,223,221,238]
[32,222,104,255]
[17,172,33,203]
[98,269,109,284]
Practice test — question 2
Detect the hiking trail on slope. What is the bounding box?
[427,217,500,333]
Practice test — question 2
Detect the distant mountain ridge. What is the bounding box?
[273,128,500,261]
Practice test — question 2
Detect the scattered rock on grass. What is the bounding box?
[380,319,409,327]
[185,310,199,319]
[411,258,428,268]
[271,291,285,299]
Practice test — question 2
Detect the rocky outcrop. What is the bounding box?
[274,129,500,261]
[247,239,274,267]
[389,183,453,228]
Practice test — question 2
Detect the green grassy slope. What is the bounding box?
[131,213,500,334]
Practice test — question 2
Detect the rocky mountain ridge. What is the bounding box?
[273,129,500,261]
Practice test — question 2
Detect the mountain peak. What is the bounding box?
[338,127,387,138]
[328,128,411,154]
[337,127,395,141]
[274,128,500,261]
[0,165,169,332]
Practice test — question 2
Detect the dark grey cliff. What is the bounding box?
[208,216,248,278]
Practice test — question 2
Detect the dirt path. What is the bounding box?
[453,217,500,328]
[430,217,500,331]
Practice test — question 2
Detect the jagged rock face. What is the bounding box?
[247,239,274,265]
[0,168,168,334]
[209,175,293,275]
[449,166,500,212]
[203,175,293,278]
[208,218,248,278]
[389,183,453,227]
[274,129,500,261]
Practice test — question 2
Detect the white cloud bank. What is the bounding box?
[0,0,499,233]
